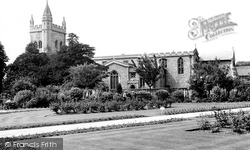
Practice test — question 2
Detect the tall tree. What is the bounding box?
[132,54,163,91]
[5,43,49,87]
[188,59,233,98]
[0,42,9,93]
[58,33,95,65]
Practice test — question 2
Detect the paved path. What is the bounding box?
[0,107,250,138]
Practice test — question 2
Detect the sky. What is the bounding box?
[0,0,249,63]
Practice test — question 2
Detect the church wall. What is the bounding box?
[30,32,42,42]
[104,64,129,90]
[166,56,192,89]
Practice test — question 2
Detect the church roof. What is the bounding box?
[104,60,130,67]
[199,51,233,61]
[236,61,250,66]
[43,1,52,16]
[236,65,250,76]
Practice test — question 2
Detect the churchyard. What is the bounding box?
[1,39,250,149]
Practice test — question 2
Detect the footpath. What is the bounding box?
[0,107,250,138]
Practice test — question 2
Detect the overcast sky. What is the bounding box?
[0,0,249,63]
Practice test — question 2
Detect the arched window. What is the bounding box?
[60,41,63,50]
[39,41,42,48]
[34,41,38,47]
[178,57,184,74]
[55,40,58,49]
[110,70,119,90]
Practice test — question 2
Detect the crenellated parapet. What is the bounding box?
[30,24,42,33]
[146,50,194,58]
[52,24,66,33]
[94,50,196,61]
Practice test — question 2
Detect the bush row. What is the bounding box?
[50,96,174,115]
[163,104,250,115]
[193,85,250,103]
[198,109,250,134]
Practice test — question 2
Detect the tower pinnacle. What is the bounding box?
[62,17,66,28]
[30,15,34,27]
[42,0,52,21]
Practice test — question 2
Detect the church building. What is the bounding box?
[94,49,236,92]
[29,1,66,54]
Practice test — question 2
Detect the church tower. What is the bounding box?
[30,1,66,54]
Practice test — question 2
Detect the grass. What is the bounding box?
[55,119,250,150]
[0,102,250,128]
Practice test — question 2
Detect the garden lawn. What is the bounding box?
[0,102,250,128]
[55,119,250,150]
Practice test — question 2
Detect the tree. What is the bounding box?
[0,42,9,93]
[132,54,163,91]
[43,33,101,85]
[5,43,49,87]
[58,33,95,66]
[69,63,107,89]
[116,83,123,94]
[188,60,233,98]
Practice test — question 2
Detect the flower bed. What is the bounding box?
[193,109,250,134]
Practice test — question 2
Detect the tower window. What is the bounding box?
[34,41,38,47]
[60,41,63,50]
[55,40,58,49]
[39,41,42,48]
[178,57,184,74]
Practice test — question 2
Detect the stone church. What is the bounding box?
[94,49,236,92]
[29,2,237,92]
[29,1,66,54]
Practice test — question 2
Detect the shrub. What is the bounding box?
[89,101,100,113]
[3,100,18,109]
[155,89,170,101]
[220,88,228,102]
[99,92,113,102]
[116,83,123,94]
[113,93,123,102]
[106,101,120,112]
[228,89,237,102]
[26,88,57,108]
[12,79,36,94]
[46,85,60,93]
[132,100,146,110]
[62,81,75,91]
[58,91,71,102]
[13,90,34,108]
[171,90,184,102]
[210,86,228,102]
[69,87,83,101]
[231,111,250,134]
[210,86,221,102]
[135,91,151,101]
[60,101,76,114]
[214,110,231,127]
[50,102,61,114]
[197,116,212,130]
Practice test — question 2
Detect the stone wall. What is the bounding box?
[104,63,129,90]
[165,56,192,89]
